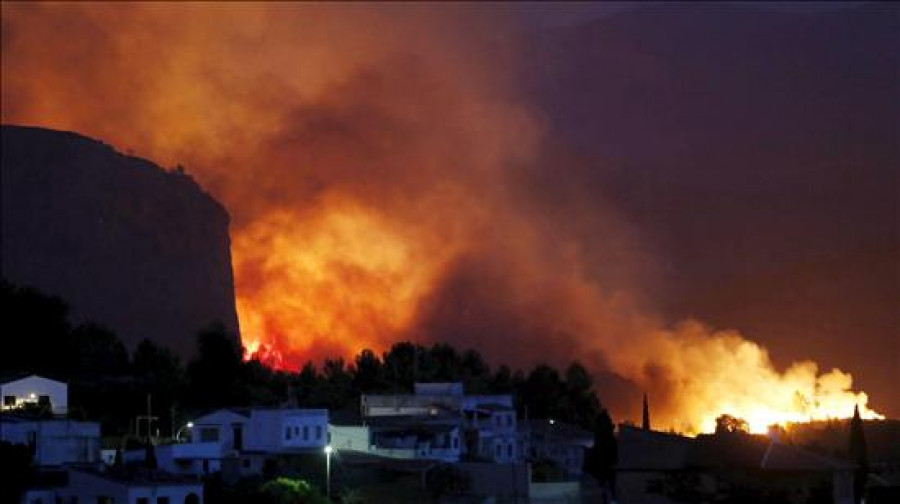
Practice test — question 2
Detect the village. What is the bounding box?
[3,372,898,503]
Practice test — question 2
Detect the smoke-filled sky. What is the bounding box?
[2,2,897,430]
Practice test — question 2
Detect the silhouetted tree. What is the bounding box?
[134,339,182,384]
[642,392,651,431]
[584,409,617,486]
[489,364,515,393]
[560,362,603,430]
[519,364,563,419]
[352,349,385,392]
[319,358,353,409]
[849,405,868,504]
[460,349,490,393]
[426,343,463,382]
[68,322,129,377]
[382,342,419,390]
[186,323,245,408]
[715,414,750,435]
[293,362,319,405]
[1,280,71,375]
[241,358,284,406]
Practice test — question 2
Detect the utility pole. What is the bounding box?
[135,394,158,443]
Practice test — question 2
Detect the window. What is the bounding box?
[507,443,513,459]
[285,426,291,440]
[315,425,322,440]
[137,499,149,504]
[184,494,200,504]
[453,436,459,449]
[3,395,15,406]
[495,444,501,458]
[38,395,51,407]
[243,459,251,469]
[233,426,243,450]
[199,427,219,442]
[156,498,170,504]
[97,498,113,504]
[303,425,309,441]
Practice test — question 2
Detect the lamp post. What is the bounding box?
[175,422,194,443]
[324,444,333,498]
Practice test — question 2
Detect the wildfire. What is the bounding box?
[0,3,889,435]
[232,197,454,368]
[632,323,885,434]
[244,338,286,370]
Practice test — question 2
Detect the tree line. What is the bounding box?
[2,280,615,465]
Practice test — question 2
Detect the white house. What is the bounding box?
[247,408,329,452]
[130,409,251,477]
[462,399,518,464]
[1,374,68,415]
[152,441,225,476]
[0,415,101,466]
[188,409,249,454]
[365,414,463,463]
[361,382,518,463]
[146,407,330,478]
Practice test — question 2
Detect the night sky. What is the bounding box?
[1,2,897,428]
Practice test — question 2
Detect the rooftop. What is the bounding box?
[72,467,203,486]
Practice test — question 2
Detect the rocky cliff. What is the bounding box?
[1,125,240,356]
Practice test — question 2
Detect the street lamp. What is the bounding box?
[175,421,194,443]
[324,444,333,498]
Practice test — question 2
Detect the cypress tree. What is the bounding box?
[848,404,868,504]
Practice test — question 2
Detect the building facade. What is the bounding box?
[1,375,68,415]
[0,415,101,466]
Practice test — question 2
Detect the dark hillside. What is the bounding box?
[1,125,240,356]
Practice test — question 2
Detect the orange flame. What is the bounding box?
[619,322,885,433]
[244,338,285,370]
[233,197,455,367]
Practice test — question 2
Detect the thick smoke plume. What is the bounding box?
[1,3,881,431]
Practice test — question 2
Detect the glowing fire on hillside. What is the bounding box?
[1,3,886,435]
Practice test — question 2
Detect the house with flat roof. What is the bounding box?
[366,414,462,462]
[361,382,518,464]
[521,418,594,477]
[0,413,101,466]
[143,407,329,478]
